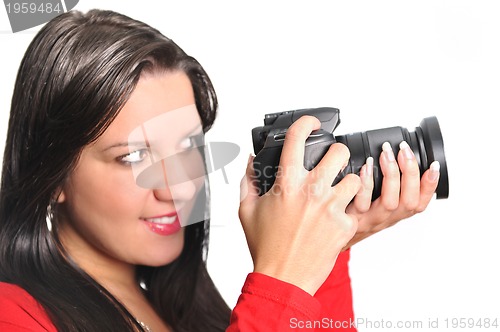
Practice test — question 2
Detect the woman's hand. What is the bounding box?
[239,116,361,295]
[344,140,441,249]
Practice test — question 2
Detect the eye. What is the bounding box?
[179,137,194,150]
[179,134,204,150]
[118,149,149,165]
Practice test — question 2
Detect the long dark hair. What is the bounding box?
[0,9,230,331]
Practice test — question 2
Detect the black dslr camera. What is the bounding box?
[252,107,449,200]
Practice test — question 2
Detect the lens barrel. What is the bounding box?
[335,116,448,200]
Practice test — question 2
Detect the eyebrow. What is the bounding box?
[102,124,203,152]
[102,141,148,152]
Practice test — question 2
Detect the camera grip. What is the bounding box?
[253,133,335,195]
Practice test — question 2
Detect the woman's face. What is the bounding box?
[57,70,205,270]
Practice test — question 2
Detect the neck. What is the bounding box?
[57,222,171,331]
[58,223,139,291]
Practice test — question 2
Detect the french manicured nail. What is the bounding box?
[429,161,440,182]
[365,157,374,178]
[399,141,414,160]
[382,142,395,162]
[247,153,254,164]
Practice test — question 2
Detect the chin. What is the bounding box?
[141,235,185,267]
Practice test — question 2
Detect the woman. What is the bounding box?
[0,9,440,332]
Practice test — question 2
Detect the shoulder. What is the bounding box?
[0,282,57,331]
[0,281,38,308]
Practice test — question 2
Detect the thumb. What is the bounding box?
[240,154,259,205]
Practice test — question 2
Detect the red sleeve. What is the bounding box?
[227,272,321,331]
[227,250,357,331]
[314,249,357,331]
[0,282,57,332]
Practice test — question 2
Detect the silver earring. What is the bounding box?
[46,203,54,232]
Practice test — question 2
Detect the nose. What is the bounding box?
[152,178,198,203]
[152,184,173,202]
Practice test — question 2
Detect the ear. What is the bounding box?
[55,189,66,203]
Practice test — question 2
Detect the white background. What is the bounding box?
[1,1,499,331]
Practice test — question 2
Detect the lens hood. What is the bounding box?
[420,116,449,199]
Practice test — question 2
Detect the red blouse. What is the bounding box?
[0,251,355,331]
[228,250,356,331]
[0,282,57,331]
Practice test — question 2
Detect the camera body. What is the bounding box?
[252,107,341,194]
[252,107,449,200]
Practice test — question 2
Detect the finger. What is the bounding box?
[278,116,321,177]
[416,161,440,212]
[310,143,350,187]
[350,157,374,213]
[330,173,362,209]
[379,142,401,210]
[240,154,259,205]
[398,141,421,211]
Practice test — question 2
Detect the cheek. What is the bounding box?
[68,164,147,219]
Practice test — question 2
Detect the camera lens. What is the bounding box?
[334,116,449,200]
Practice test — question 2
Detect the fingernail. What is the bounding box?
[429,161,440,182]
[366,157,374,178]
[382,142,395,162]
[399,141,414,160]
[247,153,254,164]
